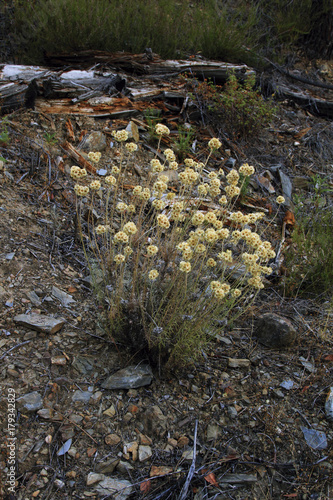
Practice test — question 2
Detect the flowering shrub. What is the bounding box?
[72,125,282,370]
[187,73,277,139]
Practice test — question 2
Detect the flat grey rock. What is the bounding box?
[17,391,43,412]
[101,365,153,390]
[72,390,92,403]
[13,313,65,334]
[255,313,296,348]
[52,286,75,307]
[95,477,132,499]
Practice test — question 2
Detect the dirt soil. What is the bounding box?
[0,64,333,500]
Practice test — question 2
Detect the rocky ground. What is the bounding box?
[0,64,333,500]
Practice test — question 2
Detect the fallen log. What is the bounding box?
[61,141,97,174]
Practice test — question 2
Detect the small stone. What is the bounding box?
[95,477,133,499]
[86,472,104,486]
[142,405,167,437]
[52,286,75,307]
[51,356,67,365]
[54,479,65,489]
[37,408,53,419]
[272,389,285,399]
[280,379,294,390]
[72,356,94,375]
[72,390,91,403]
[255,313,296,348]
[14,313,65,334]
[101,364,153,390]
[228,358,251,368]
[90,391,102,404]
[80,131,107,151]
[206,424,220,441]
[123,441,138,461]
[105,433,121,446]
[138,445,152,462]
[96,458,120,474]
[103,405,116,417]
[17,391,43,412]
[227,406,238,419]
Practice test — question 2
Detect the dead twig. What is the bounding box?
[179,419,198,500]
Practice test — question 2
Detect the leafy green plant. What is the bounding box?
[71,126,282,372]
[143,108,162,143]
[187,73,277,139]
[172,125,195,160]
[43,132,58,146]
[0,118,10,146]
[283,175,333,297]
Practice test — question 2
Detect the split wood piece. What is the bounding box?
[276,83,333,119]
[61,141,97,174]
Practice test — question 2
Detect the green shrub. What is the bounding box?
[187,73,277,139]
[283,175,333,297]
[72,125,282,371]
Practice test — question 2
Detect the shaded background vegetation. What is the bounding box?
[1,0,332,65]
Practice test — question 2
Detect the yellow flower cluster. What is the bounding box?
[123,222,137,235]
[242,252,259,265]
[71,166,87,180]
[112,130,129,142]
[125,143,138,153]
[198,184,209,196]
[204,212,217,224]
[192,211,205,225]
[95,224,107,235]
[206,258,216,267]
[164,149,176,162]
[116,202,128,212]
[218,249,233,263]
[208,138,222,150]
[149,269,159,281]
[179,261,191,273]
[225,185,240,198]
[152,199,165,210]
[112,166,120,175]
[114,231,129,244]
[205,228,218,244]
[179,168,199,185]
[155,124,170,136]
[169,161,178,170]
[114,254,125,264]
[239,163,255,176]
[88,151,102,164]
[226,169,240,186]
[74,184,89,196]
[124,246,133,257]
[276,196,285,204]
[90,180,101,190]
[150,159,164,173]
[105,175,117,186]
[157,214,170,229]
[147,245,159,256]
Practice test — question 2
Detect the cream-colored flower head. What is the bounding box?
[146,245,159,257]
[133,185,143,196]
[155,123,170,136]
[231,230,242,243]
[205,228,218,244]
[195,243,206,254]
[114,231,129,244]
[184,158,195,167]
[114,254,126,264]
[177,241,190,252]
[124,246,133,257]
[210,178,221,189]
[220,283,230,294]
[71,166,87,179]
[105,175,117,186]
[172,201,184,213]
[216,228,229,240]
[208,138,222,150]
[116,202,128,213]
[182,248,193,260]
[276,196,285,204]
[88,151,102,164]
[111,166,120,175]
[239,163,255,176]
[90,180,101,190]
[213,219,223,230]
[158,174,169,184]
[157,214,170,229]
[112,129,129,142]
[248,276,264,289]
[125,142,138,153]
[198,184,209,196]
[191,211,205,225]
[209,187,221,198]
[140,188,151,201]
[218,249,233,263]
[74,184,89,197]
[128,204,136,213]
[152,199,165,210]
[150,159,164,173]
[213,288,226,299]
[195,228,205,239]
[242,252,259,266]
[148,269,159,281]
[70,166,82,179]
[169,161,178,170]
[230,211,244,223]
[123,222,137,235]
[219,195,228,205]
[226,169,240,186]
[210,281,221,291]
[95,224,107,235]
[208,172,218,180]
[225,185,240,199]
[164,149,176,162]
[153,181,168,195]
[206,258,217,267]
[204,212,217,224]
[231,288,242,298]
[179,261,191,273]
[167,192,176,200]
